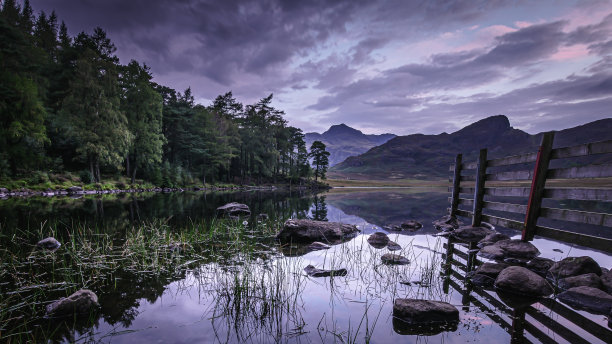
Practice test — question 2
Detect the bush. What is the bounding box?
[79,170,93,183]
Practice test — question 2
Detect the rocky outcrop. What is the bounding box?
[557,273,602,291]
[451,226,494,242]
[548,256,602,280]
[37,237,61,251]
[494,266,553,297]
[45,289,99,317]
[304,265,347,277]
[368,232,390,248]
[478,239,540,261]
[393,299,459,325]
[216,202,251,218]
[381,253,410,265]
[557,286,612,314]
[276,219,359,244]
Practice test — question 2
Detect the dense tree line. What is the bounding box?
[0,1,329,186]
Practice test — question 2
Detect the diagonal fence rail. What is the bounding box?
[448,132,612,253]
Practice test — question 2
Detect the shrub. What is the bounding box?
[79,170,93,184]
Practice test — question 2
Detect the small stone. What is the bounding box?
[37,237,61,251]
[304,265,347,277]
[451,226,495,242]
[548,256,602,280]
[494,266,553,297]
[308,241,331,251]
[387,240,402,251]
[393,299,459,324]
[381,253,410,265]
[368,232,390,249]
[557,286,612,314]
[45,289,99,317]
[558,273,602,291]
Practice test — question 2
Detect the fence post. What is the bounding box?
[522,132,555,241]
[450,154,462,217]
[472,149,488,227]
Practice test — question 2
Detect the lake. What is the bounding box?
[0,188,611,343]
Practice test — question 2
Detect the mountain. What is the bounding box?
[305,124,395,166]
[330,115,612,180]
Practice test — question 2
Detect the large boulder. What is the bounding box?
[557,273,602,291]
[478,239,540,261]
[304,265,347,277]
[548,256,602,280]
[477,233,510,248]
[37,237,61,251]
[45,289,99,317]
[393,299,459,325]
[368,232,390,249]
[276,219,359,244]
[494,266,553,297]
[557,286,612,314]
[526,257,555,277]
[381,253,410,265]
[451,226,494,242]
[216,202,251,218]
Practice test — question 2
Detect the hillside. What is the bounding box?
[305,124,395,166]
[330,115,612,180]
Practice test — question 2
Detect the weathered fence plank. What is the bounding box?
[547,164,612,179]
[486,170,533,181]
[450,154,462,217]
[551,139,612,159]
[540,207,612,227]
[544,188,612,201]
[535,225,612,253]
[487,152,538,167]
[472,149,488,226]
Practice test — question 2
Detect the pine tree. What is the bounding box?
[308,141,330,181]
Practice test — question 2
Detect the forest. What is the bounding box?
[0,0,329,188]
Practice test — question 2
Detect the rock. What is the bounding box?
[558,273,602,291]
[216,202,251,218]
[37,237,61,251]
[477,232,510,248]
[45,289,99,317]
[368,232,390,248]
[432,215,462,231]
[601,270,612,294]
[0,187,8,193]
[471,274,496,288]
[451,226,494,242]
[557,286,612,314]
[553,248,564,253]
[548,256,602,280]
[474,262,510,279]
[526,257,555,277]
[494,266,553,297]
[387,240,402,251]
[66,186,83,194]
[277,219,359,244]
[256,213,269,221]
[304,265,347,277]
[381,253,410,265]
[393,299,459,325]
[478,239,540,261]
[400,220,422,231]
[308,241,331,251]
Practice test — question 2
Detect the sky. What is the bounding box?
[29,0,612,135]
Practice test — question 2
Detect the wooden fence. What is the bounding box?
[442,239,612,343]
[449,132,612,253]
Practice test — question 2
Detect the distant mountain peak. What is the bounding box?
[454,115,511,137]
[324,123,363,136]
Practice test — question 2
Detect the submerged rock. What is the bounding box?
[494,266,553,297]
[557,286,612,314]
[526,257,555,277]
[308,241,332,251]
[479,239,540,261]
[381,253,410,265]
[432,215,462,232]
[37,237,61,251]
[477,232,510,249]
[45,289,99,317]
[216,202,251,218]
[400,220,423,231]
[368,232,390,249]
[548,256,602,280]
[451,226,494,242]
[304,265,347,277]
[276,219,359,244]
[387,240,402,251]
[393,299,459,325]
[558,273,602,291]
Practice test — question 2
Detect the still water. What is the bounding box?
[0,188,610,343]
